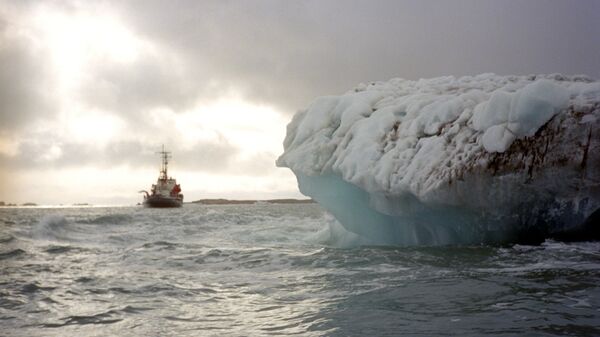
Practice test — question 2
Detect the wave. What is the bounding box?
[39,214,68,228]
[82,214,132,225]
[19,282,56,295]
[0,248,26,260]
[136,240,180,251]
[44,245,81,254]
[42,310,124,328]
[308,213,376,248]
[0,234,15,244]
[31,215,70,241]
[30,214,115,244]
[39,305,151,328]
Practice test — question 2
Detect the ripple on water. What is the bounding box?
[0,235,15,243]
[81,214,132,225]
[20,282,56,295]
[44,245,83,254]
[0,249,26,260]
[140,240,179,250]
[42,311,123,328]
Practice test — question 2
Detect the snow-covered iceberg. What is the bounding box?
[277,74,600,245]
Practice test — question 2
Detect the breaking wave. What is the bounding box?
[31,215,70,241]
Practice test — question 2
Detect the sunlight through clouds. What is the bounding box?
[0,2,301,204]
[66,112,125,144]
[178,98,289,156]
[32,2,144,85]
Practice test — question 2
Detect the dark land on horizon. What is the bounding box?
[190,198,315,205]
[0,201,35,207]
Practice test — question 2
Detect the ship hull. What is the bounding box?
[143,195,183,208]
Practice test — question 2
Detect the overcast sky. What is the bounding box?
[0,0,599,205]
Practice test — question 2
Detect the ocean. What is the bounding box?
[1,203,599,336]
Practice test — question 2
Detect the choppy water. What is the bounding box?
[1,204,599,336]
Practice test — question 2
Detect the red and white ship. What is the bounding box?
[140,145,183,208]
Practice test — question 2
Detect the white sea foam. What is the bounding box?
[31,215,69,241]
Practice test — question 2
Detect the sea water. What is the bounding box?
[1,204,599,336]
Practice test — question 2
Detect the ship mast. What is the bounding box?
[157,144,171,181]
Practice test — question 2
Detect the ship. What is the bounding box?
[140,145,184,208]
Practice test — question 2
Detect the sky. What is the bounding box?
[0,0,599,205]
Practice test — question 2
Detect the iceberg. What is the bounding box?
[277,74,600,245]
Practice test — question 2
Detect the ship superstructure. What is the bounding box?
[140,145,183,208]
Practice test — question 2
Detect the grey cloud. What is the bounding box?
[1,0,599,139]
[112,140,239,172]
[0,138,239,172]
[103,140,239,172]
[229,152,280,177]
[174,141,239,172]
[113,0,600,115]
[78,53,198,120]
[0,17,56,132]
[112,0,344,113]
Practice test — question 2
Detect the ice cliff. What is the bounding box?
[277,74,600,245]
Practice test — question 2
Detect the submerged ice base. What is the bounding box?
[298,172,597,245]
[297,173,487,245]
[278,74,600,245]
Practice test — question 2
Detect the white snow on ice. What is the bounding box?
[278,74,600,245]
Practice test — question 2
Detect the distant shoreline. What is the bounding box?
[0,201,36,207]
[190,198,315,205]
